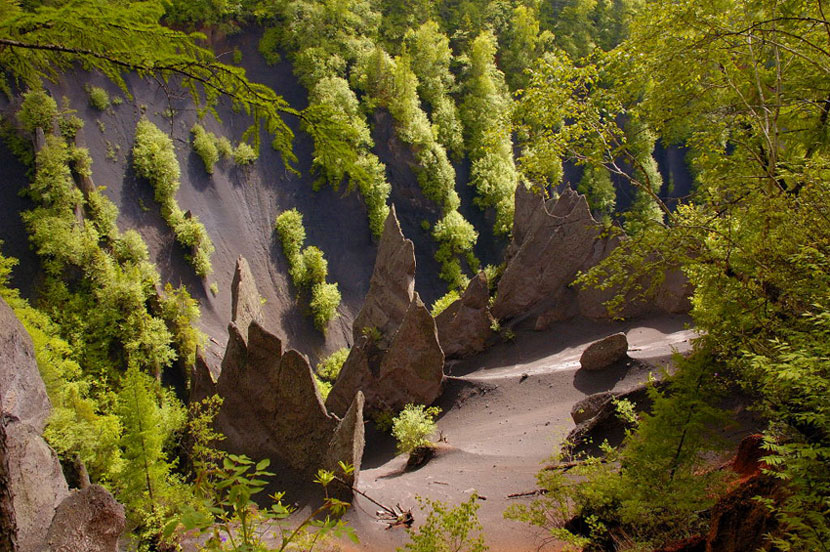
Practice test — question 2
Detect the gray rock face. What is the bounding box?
[0,298,70,552]
[194,320,365,480]
[579,333,629,371]
[0,301,51,433]
[231,256,262,340]
[46,485,125,552]
[327,293,444,417]
[493,185,691,326]
[435,272,495,359]
[351,206,416,347]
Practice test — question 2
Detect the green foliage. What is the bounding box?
[399,494,488,552]
[460,31,518,235]
[159,283,203,369]
[392,404,441,455]
[58,113,83,142]
[0,0,298,161]
[191,123,220,174]
[117,365,189,545]
[310,282,341,331]
[133,119,214,277]
[168,455,357,551]
[86,85,110,111]
[430,289,460,317]
[17,88,57,133]
[432,211,478,290]
[232,141,258,165]
[317,347,349,382]
[274,209,341,331]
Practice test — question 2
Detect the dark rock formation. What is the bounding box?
[327,294,444,417]
[230,255,262,340]
[564,383,659,459]
[570,391,614,425]
[192,320,365,480]
[435,272,495,359]
[326,208,444,416]
[579,333,629,371]
[46,485,125,552]
[492,185,690,326]
[1,298,125,552]
[351,205,416,347]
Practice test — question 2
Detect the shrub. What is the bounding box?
[392,404,441,455]
[18,89,58,133]
[191,123,219,174]
[317,347,349,382]
[301,246,328,285]
[399,494,488,552]
[275,209,306,266]
[310,282,341,331]
[433,211,479,289]
[215,136,234,159]
[232,142,257,165]
[430,290,460,317]
[58,113,84,141]
[86,85,111,111]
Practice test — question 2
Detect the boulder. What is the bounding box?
[327,294,444,417]
[570,392,614,425]
[230,256,262,339]
[579,333,629,371]
[351,206,416,347]
[435,272,495,359]
[46,485,125,552]
[0,298,70,552]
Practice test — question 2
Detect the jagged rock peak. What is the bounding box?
[435,271,495,359]
[194,319,365,483]
[327,292,444,417]
[230,255,262,339]
[351,204,416,346]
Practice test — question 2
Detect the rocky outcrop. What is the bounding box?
[46,485,125,552]
[435,272,495,359]
[192,320,365,480]
[326,208,445,416]
[492,185,690,326]
[579,333,629,371]
[325,391,365,498]
[1,297,125,552]
[351,205,416,347]
[230,255,262,340]
[327,294,444,417]
[1,298,69,552]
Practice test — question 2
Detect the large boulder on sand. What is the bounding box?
[326,207,445,416]
[327,294,444,417]
[1,298,69,552]
[570,392,614,425]
[46,485,125,552]
[579,333,629,371]
[435,272,495,359]
[351,205,416,347]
